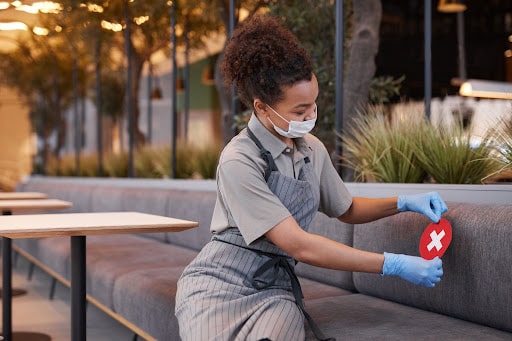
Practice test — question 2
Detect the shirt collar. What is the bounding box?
[247,113,312,159]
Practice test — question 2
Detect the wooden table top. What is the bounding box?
[0,211,199,238]
[0,199,72,213]
[0,192,48,200]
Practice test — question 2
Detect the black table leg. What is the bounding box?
[2,238,12,340]
[71,235,86,341]
[0,239,28,298]
[1,210,51,341]
[2,210,12,340]
[0,209,28,299]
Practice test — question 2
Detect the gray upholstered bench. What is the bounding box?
[13,177,512,340]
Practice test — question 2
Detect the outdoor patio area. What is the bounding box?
[0,2,511,341]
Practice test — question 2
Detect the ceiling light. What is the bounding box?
[16,4,38,14]
[81,3,104,13]
[101,20,123,32]
[134,16,149,25]
[14,1,62,14]
[33,26,49,36]
[459,79,512,100]
[437,0,467,13]
[0,21,28,31]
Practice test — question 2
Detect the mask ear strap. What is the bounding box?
[267,104,289,124]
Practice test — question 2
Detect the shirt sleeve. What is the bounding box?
[216,158,292,245]
[315,142,353,217]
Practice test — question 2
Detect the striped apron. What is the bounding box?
[175,128,334,341]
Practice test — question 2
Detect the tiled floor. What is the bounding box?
[1,255,135,341]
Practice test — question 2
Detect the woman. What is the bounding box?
[175,15,447,341]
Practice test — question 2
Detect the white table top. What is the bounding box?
[0,211,198,238]
[0,199,72,212]
[0,192,48,200]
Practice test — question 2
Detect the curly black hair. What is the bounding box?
[221,15,314,109]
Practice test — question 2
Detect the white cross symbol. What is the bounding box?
[427,229,446,252]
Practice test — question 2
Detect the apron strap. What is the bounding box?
[246,127,279,181]
[241,129,332,340]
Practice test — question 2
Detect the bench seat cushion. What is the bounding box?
[112,266,353,341]
[13,238,40,258]
[15,234,198,311]
[300,277,353,301]
[22,234,186,281]
[38,237,71,278]
[113,267,185,341]
[85,236,198,309]
[304,294,512,340]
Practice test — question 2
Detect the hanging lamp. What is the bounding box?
[437,0,467,13]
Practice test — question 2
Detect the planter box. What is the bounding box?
[17,176,512,205]
[346,182,512,205]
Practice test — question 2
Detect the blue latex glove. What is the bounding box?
[381,252,443,287]
[397,191,448,223]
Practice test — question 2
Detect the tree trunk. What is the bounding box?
[215,50,235,146]
[343,1,382,128]
[216,0,270,146]
[340,0,381,181]
[129,47,146,148]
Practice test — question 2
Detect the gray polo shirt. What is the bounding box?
[210,114,352,245]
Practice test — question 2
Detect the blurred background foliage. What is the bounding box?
[45,141,222,179]
[1,0,509,185]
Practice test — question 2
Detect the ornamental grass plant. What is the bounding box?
[103,152,129,177]
[341,105,426,183]
[341,105,511,184]
[486,116,512,180]
[413,119,507,184]
[493,117,512,165]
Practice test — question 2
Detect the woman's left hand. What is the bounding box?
[397,192,448,223]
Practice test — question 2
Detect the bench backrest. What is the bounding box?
[352,202,512,333]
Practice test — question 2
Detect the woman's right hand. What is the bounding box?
[381,252,443,287]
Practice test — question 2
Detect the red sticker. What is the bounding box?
[419,218,452,260]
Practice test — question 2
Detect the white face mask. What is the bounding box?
[266,104,317,138]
